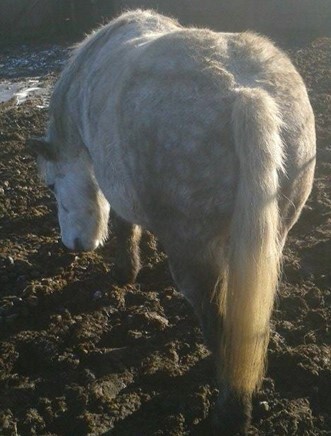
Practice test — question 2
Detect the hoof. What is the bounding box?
[212,390,252,435]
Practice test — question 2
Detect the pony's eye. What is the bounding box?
[48,184,55,192]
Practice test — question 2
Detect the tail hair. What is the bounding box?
[218,87,284,394]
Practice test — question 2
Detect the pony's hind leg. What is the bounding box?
[112,213,142,284]
[166,242,252,434]
[167,247,220,353]
[213,388,252,435]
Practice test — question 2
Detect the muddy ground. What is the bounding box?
[0,36,330,435]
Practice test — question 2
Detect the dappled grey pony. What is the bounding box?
[29,10,316,434]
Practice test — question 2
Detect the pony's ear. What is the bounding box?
[26,137,57,161]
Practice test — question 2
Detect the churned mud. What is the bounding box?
[0,37,330,435]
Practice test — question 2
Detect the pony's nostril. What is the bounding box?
[73,237,84,251]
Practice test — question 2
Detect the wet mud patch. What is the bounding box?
[0,37,330,435]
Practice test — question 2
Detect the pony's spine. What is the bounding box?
[218,87,284,395]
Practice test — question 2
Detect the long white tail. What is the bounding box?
[219,88,284,394]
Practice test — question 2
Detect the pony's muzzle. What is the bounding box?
[73,237,101,252]
[73,237,85,251]
[62,237,100,252]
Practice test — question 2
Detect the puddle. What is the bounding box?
[0,78,52,107]
[0,43,70,108]
[0,82,21,104]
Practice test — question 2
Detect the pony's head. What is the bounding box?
[28,137,110,251]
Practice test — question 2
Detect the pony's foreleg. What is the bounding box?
[112,213,142,284]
